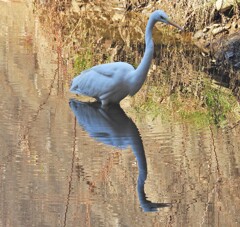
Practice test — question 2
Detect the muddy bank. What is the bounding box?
[193,0,240,99]
[33,0,240,125]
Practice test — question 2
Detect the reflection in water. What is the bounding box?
[1,0,240,226]
[69,99,170,212]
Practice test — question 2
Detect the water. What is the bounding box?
[1,1,240,227]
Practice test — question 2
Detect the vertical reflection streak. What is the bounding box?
[63,117,77,227]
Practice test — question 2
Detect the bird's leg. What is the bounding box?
[101,100,109,109]
[95,97,101,103]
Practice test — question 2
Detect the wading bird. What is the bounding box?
[70,10,183,107]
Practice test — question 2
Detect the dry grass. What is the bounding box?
[33,0,240,125]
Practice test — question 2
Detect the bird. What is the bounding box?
[70,10,183,107]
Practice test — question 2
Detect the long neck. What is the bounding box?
[130,135,148,211]
[129,15,156,96]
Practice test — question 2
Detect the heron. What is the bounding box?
[70,10,183,107]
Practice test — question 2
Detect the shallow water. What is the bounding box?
[1,1,240,227]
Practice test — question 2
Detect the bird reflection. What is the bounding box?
[69,99,170,212]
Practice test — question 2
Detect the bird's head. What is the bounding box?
[153,10,183,31]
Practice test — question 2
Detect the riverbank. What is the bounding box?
[33,0,240,126]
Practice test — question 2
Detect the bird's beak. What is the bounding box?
[167,18,183,31]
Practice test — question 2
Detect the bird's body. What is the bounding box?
[70,10,182,107]
[70,62,135,106]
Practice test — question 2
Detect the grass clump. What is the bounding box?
[73,50,93,76]
[203,83,238,125]
[132,78,240,127]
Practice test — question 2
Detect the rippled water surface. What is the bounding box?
[1,1,240,227]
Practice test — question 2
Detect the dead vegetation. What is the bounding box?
[33,0,240,124]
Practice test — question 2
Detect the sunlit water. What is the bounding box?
[1,1,240,227]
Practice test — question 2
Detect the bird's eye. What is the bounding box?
[160,16,164,20]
